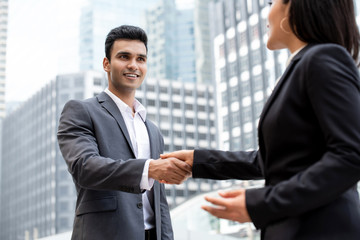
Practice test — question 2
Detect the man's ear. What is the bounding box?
[103,57,110,72]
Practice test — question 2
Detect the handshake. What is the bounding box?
[148,150,194,184]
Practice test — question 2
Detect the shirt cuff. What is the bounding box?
[140,159,155,190]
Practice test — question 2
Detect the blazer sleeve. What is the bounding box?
[246,45,360,229]
[57,99,146,193]
[193,149,264,180]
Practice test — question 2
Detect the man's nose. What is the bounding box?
[127,59,138,70]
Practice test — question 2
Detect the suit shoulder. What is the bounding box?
[64,96,98,108]
[303,43,352,62]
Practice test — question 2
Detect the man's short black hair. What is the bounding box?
[105,25,148,62]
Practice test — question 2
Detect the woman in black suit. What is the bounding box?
[162,0,360,239]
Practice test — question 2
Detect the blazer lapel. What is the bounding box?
[97,92,136,156]
[144,121,158,159]
[258,45,311,129]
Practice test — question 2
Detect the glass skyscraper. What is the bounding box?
[79,0,159,71]
[0,0,7,118]
[209,0,287,151]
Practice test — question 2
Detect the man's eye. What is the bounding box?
[138,57,146,62]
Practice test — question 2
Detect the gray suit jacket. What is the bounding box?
[57,92,173,240]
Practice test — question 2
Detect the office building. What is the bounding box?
[146,0,178,81]
[176,9,197,83]
[194,0,214,84]
[209,0,287,151]
[136,78,218,207]
[0,0,7,118]
[0,71,107,240]
[79,0,159,71]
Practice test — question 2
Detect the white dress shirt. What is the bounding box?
[274,45,308,87]
[105,88,155,230]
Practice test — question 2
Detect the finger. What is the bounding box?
[172,158,192,173]
[218,189,242,198]
[204,196,227,208]
[161,150,187,160]
[160,151,180,159]
[201,205,228,219]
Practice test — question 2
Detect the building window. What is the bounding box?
[186,118,194,125]
[93,77,103,86]
[229,62,237,78]
[185,104,193,110]
[173,102,181,109]
[222,91,228,107]
[232,112,240,127]
[199,133,207,140]
[223,116,229,131]
[219,43,225,58]
[197,105,206,112]
[186,132,194,138]
[229,37,236,53]
[242,81,251,97]
[252,49,261,65]
[160,87,168,94]
[240,56,249,72]
[239,31,247,47]
[220,67,227,82]
[174,117,182,124]
[244,132,254,150]
[160,101,168,108]
[147,99,155,106]
[231,87,239,102]
[254,75,263,91]
[243,107,252,122]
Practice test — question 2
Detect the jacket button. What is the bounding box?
[137,202,143,209]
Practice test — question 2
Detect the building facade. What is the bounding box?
[0,0,7,118]
[146,0,178,81]
[194,0,214,84]
[0,71,107,240]
[136,78,218,207]
[209,0,287,151]
[79,0,159,71]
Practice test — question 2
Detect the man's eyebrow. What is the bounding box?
[138,54,147,59]
[115,51,147,59]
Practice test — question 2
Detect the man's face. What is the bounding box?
[103,39,147,96]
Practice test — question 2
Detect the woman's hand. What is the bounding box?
[202,189,252,223]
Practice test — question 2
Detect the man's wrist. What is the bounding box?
[140,159,154,190]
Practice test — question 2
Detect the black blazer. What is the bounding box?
[193,44,360,239]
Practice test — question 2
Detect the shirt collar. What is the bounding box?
[286,44,307,67]
[104,88,147,122]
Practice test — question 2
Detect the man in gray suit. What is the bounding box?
[57,25,191,240]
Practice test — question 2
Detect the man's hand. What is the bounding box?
[149,157,192,184]
[201,189,252,223]
[160,150,194,167]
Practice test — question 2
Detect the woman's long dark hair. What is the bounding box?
[283,0,360,66]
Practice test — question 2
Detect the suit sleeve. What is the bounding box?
[193,149,263,180]
[246,45,360,229]
[57,100,145,193]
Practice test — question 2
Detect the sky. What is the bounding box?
[5,0,194,103]
[6,0,86,102]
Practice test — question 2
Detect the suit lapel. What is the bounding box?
[258,45,311,129]
[144,120,161,212]
[97,92,136,156]
[145,120,159,159]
